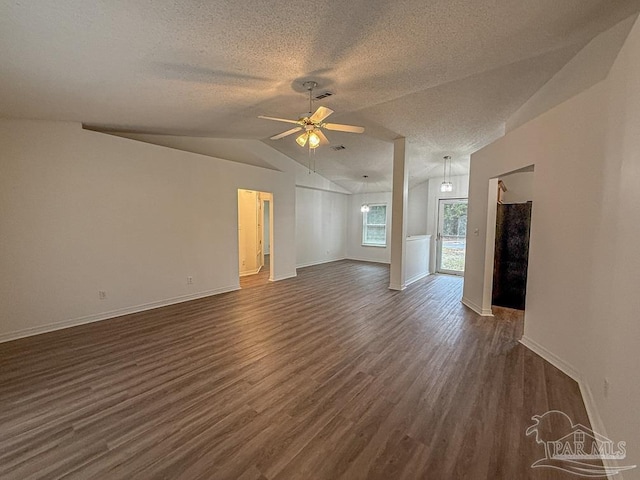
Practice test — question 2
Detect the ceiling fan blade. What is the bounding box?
[258,115,300,125]
[323,123,365,134]
[270,127,302,140]
[309,106,334,123]
[316,129,330,145]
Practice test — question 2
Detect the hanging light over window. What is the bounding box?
[440,155,454,193]
[360,175,370,212]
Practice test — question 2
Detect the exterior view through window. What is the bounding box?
[362,204,387,246]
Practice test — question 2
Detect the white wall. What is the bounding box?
[426,175,470,272]
[499,170,534,204]
[407,181,428,236]
[112,132,352,273]
[588,16,640,474]
[506,15,638,132]
[111,132,352,195]
[346,192,392,263]
[295,187,348,268]
[0,119,297,341]
[405,235,431,285]
[463,15,640,472]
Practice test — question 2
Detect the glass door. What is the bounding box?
[436,199,468,275]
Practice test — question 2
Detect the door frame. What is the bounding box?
[436,197,468,276]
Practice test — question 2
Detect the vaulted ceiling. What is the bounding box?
[2,0,639,191]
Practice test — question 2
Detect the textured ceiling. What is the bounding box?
[2,0,639,191]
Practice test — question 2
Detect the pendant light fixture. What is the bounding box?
[360,175,370,213]
[440,155,454,193]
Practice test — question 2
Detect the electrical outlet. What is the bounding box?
[98,290,107,300]
[604,378,610,398]
[187,276,193,285]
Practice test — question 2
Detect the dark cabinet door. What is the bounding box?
[492,202,532,310]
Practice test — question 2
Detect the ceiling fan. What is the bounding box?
[258,81,364,149]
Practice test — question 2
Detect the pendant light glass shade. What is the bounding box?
[296,132,308,147]
[308,131,321,149]
[440,155,454,193]
[360,175,370,213]
[296,130,321,149]
[440,182,453,192]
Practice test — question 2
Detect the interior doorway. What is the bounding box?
[238,189,273,287]
[492,202,532,309]
[490,169,534,310]
[485,167,534,313]
[436,198,468,275]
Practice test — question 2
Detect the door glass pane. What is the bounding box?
[440,201,467,272]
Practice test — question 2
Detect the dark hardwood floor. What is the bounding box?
[0,260,590,479]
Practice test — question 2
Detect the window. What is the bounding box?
[362,204,387,246]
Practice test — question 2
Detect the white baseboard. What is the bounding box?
[270,272,297,282]
[296,257,346,269]
[405,271,431,287]
[519,336,618,480]
[345,256,390,265]
[519,335,581,381]
[461,297,494,316]
[388,282,406,291]
[0,285,240,344]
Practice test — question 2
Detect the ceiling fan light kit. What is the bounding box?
[258,80,365,150]
[295,130,321,149]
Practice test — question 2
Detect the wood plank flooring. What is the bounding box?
[240,255,270,289]
[0,260,591,479]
